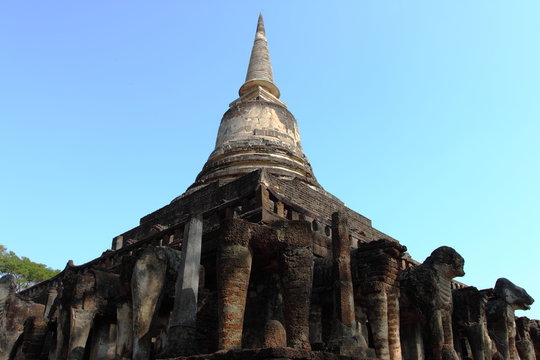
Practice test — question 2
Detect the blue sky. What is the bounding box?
[1,2,539,318]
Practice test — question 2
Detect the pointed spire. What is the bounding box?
[239,14,281,98]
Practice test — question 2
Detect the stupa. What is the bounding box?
[1,14,537,360]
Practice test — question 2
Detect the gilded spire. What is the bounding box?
[239,14,281,98]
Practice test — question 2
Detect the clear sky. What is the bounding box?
[1,2,539,318]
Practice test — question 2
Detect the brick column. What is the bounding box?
[217,219,253,350]
[366,289,390,359]
[387,286,402,359]
[356,239,406,360]
[332,212,355,328]
[277,221,313,350]
[327,212,364,355]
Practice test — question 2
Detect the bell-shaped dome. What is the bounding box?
[189,14,318,190]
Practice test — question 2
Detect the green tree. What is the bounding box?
[0,244,60,290]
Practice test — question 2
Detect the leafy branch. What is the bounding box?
[0,244,60,290]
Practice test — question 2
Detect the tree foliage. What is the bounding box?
[0,244,60,290]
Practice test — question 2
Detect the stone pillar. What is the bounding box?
[66,272,98,360]
[44,286,58,318]
[50,304,68,360]
[20,314,48,360]
[367,290,390,359]
[327,212,360,355]
[112,235,123,250]
[115,302,132,360]
[309,302,323,347]
[88,321,117,360]
[217,218,253,350]
[356,239,406,360]
[332,212,355,327]
[278,221,313,350]
[131,248,169,360]
[275,201,285,217]
[400,321,424,360]
[68,308,96,360]
[387,286,402,359]
[166,215,203,355]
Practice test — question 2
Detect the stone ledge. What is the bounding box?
[159,347,379,360]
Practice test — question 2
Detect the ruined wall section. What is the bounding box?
[265,175,397,247]
[119,170,265,244]
[114,169,399,259]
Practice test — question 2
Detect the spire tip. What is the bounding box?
[239,14,280,98]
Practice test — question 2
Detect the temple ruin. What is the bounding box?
[0,14,537,360]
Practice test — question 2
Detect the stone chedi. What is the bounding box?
[1,14,538,360]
